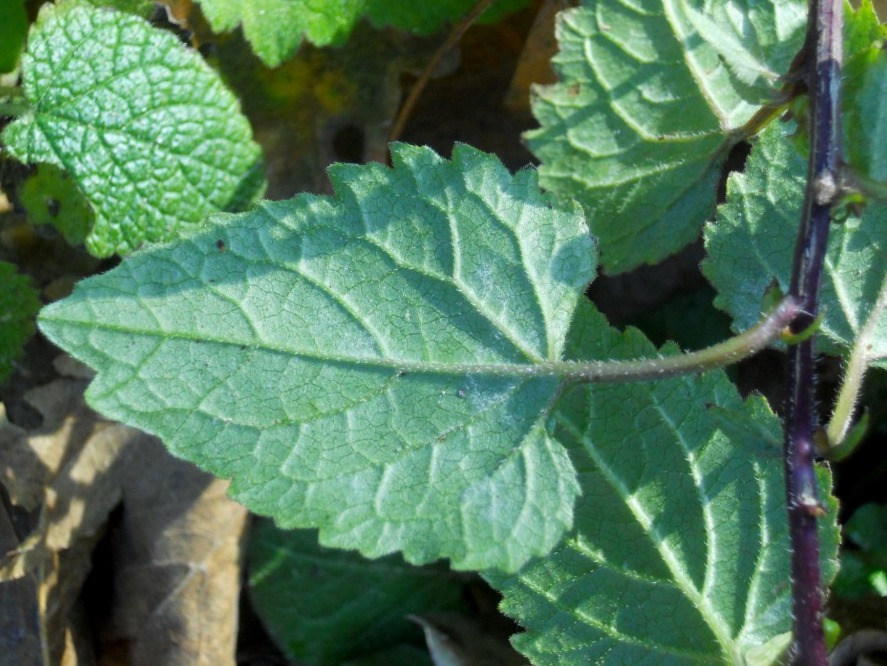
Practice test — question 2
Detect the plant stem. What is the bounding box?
[783,0,843,662]
[560,296,800,383]
[826,273,887,447]
[388,0,496,145]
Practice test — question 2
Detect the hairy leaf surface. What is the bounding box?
[249,521,465,664]
[1,5,265,257]
[528,0,806,273]
[38,144,595,572]
[0,261,41,382]
[491,301,840,664]
[703,124,887,368]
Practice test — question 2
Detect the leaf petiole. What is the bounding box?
[559,296,801,383]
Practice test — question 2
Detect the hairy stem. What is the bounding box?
[784,0,843,662]
[381,297,799,380]
[561,297,800,383]
[826,273,887,446]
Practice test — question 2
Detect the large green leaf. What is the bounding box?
[195,0,365,67]
[703,123,887,368]
[491,301,840,664]
[38,144,595,572]
[0,261,41,383]
[2,5,265,257]
[527,0,806,273]
[249,521,465,665]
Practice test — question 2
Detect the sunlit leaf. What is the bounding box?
[2,5,265,257]
[38,144,595,572]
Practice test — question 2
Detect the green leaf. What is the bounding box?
[527,0,806,274]
[490,301,840,664]
[20,164,94,246]
[2,5,265,258]
[845,0,886,63]
[0,261,41,383]
[703,123,887,368]
[844,1,887,185]
[195,0,365,67]
[60,0,155,17]
[193,0,530,68]
[248,521,465,665]
[0,0,28,73]
[38,144,595,572]
[833,502,887,598]
[364,0,530,34]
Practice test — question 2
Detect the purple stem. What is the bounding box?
[783,0,842,663]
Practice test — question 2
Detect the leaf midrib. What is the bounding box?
[40,312,581,379]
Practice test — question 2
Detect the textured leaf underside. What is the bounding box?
[704,124,887,368]
[2,5,264,257]
[528,0,806,273]
[38,144,595,572]
[492,301,840,664]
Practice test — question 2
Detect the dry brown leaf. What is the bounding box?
[0,362,248,666]
[504,0,577,115]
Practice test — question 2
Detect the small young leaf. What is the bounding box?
[38,144,595,572]
[490,301,840,664]
[2,5,265,257]
[703,124,887,367]
[248,521,465,665]
[0,261,41,382]
[194,0,365,67]
[20,164,94,246]
[527,0,806,273]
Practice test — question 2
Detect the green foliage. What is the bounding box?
[194,0,530,67]
[2,0,873,661]
[195,0,365,67]
[0,261,41,382]
[249,520,465,664]
[38,144,594,573]
[0,0,27,73]
[834,503,887,598]
[844,0,887,185]
[527,0,806,274]
[490,301,840,665]
[19,164,93,245]
[704,124,887,368]
[364,0,530,34]
[1,5,265,257]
